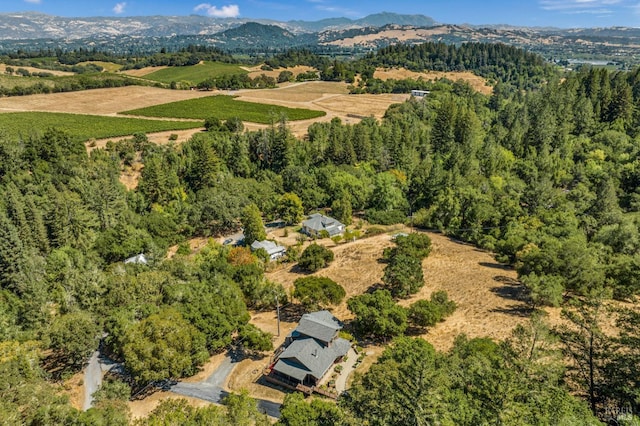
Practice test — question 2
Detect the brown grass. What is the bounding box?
[266,229,528,352]
[62,371,85,411]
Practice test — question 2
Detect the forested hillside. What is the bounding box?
[1,40,639,424]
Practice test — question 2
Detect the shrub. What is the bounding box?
[168,133,178,141]
[408,291,456,328]
[298,243,334,272]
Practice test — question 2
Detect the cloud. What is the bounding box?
[113,2,126,14]
[194,3,240,18]
[24,0,42,4]
[539,0,622,12]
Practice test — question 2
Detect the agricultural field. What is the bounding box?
[0,112,202,142]
[139,61,247,84]
[121,94,326,123]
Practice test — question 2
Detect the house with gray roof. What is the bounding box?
[301,213,345,237]
[270,310,350,387]
[250,240,286,260]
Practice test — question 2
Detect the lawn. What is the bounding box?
[142,61,247,84]
[121,95,326,123]
[0,112,203,142]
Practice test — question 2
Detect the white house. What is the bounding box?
[411,89,430,98]
[301,213,345,237]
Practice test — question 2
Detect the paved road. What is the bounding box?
[83,350,123,411]
[83,351,102,411]
[170,352,281,418]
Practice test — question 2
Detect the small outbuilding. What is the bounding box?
[124,253,147,265]
[250,240,286,260]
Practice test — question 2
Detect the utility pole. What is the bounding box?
[275,294,281,337]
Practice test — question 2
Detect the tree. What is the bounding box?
[554,291,614,416]
[279,392,351,426]
[297,243,334,272]
[241,203,266,246]
[293,276,346,310]
[347,290,408,339]
[48,311,100,369]
[223,389,270,426]
[331,193,353,226]
[277,70,294,83]
[121,308,208,385]
[344,337,444,425]
[278,192,304,225]
[382,253,424,298]
[238,323,273,352]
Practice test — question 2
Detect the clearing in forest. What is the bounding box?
[374,67,494,95]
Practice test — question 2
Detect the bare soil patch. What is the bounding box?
[374,68,493,95]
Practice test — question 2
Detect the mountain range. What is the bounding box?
[0,11,639,66]
[0,11,437,40]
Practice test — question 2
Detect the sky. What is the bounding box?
[3,0,640,28]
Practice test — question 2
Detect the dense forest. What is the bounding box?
[1,40,640,424]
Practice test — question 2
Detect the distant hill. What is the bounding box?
[212,22,317,49]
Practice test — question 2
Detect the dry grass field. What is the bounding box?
[374,67,494,95]
[265,230,527,351]
[0,86,214,115]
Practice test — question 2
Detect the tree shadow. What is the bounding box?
[288,264,312,275]
[491,305,534,317]
[280,303,306,323]
[479,261,514,271]
[364,282,386,294]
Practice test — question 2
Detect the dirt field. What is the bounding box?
[374,67,493,95]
